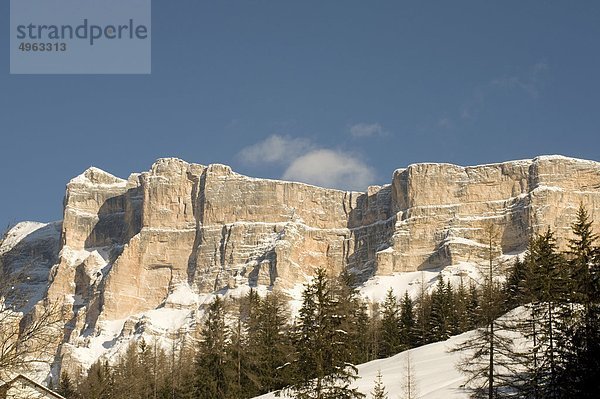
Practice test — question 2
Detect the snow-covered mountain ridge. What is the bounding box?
[2,155,600,381]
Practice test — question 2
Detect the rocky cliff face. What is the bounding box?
[2,155,600,379]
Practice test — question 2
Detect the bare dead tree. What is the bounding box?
[0,230,62,381]
[401,350,419,399]
[452,223,519,398]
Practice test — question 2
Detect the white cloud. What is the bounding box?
[238,134,313,165]
[238,134,378,191]
[282,149,376,191]
[349,123,385,138]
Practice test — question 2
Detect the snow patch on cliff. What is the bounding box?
[0,221,56,255]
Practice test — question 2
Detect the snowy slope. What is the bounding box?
[254,307,533,399]
[0,221,55,255]
[254,331,474,399]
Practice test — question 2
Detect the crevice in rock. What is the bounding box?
[186,168,205,287]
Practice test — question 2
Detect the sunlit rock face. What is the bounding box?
[2,155,600,379]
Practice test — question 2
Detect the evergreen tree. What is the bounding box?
[334,270,371,364]
[138,338,166,399]
[251,292,294,394]
[76,337,175,399]
[505,231,570,398]
[227,315,247,398]
[428,276,451,342]
[399,291,416,350]
[504,241,545,399]
[526,230,568,398]
[379,289,402,357]
[466,282,480,330]
[78,360,114,399]
[414,272,432,345]
[171,336,198,399]
[194,296,231,398]
[370,369,388,399]
[57,372,78,399]
[504,258,528,307]
[453,278,470,334]
[558,205,600,397]
[367,302,382,361]
[287,268,365,399]
[355,301,372,362]
[445,280,459,335]
[113,341,143,398]
[568,204,600,307]
[217,289,266,398]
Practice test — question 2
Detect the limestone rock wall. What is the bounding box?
[2,155,600,380]
[43,155,600,324]
[378,156,600,275]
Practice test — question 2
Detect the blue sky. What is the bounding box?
[1,1,600,228]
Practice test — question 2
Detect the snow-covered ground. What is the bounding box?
[254,330,474,399]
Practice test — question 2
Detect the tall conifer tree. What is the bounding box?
[379,289,402,357]
[287,268,364,399]
[194,296,230,398]
[399,291,416,350]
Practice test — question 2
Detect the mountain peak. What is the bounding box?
[69,167,126,187]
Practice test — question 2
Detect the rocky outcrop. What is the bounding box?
[2,155,600,380]
[382,156,600,274]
